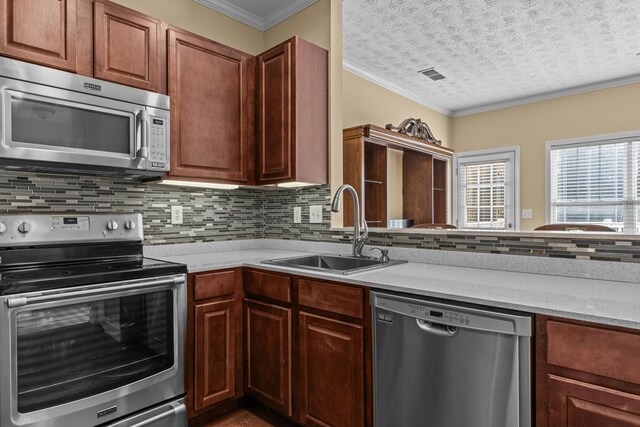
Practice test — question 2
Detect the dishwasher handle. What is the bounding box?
[416,319,459,337]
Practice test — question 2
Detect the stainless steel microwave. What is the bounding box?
[0,57,169,178]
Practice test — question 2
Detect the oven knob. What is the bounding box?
[124,220,136,231]
[0,222,6,234]
[106,220,119,231]
[17,222,30,234]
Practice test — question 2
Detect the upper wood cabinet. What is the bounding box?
[343,125,453,227]
[0,0,166,92]
[0,0,78,71]
[167,28,255,184]
[257,36,328,185]
[93,0,163,92]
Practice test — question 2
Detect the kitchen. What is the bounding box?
[1,0,640,426]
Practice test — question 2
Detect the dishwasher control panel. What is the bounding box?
[372,291,533,336]
[408,303,471,325]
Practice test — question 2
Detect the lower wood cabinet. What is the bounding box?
[187,268,243,419]
[548,375,640,426]
[537,315,640,427]
[187,267,371,425]
[193,299,236,411]
[298,312,364,427]
[245,299,292,416]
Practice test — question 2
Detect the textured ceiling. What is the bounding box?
[343,0,640,115]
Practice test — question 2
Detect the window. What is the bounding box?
[547,132,640,233]
[453,147,519,230]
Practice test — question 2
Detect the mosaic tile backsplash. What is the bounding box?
[0,170,264,245]
[2,170,640,262]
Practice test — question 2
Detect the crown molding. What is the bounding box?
[345,60,640,119]
[343,61,452,117]
[193,0,318,32]
[451,74,640,117]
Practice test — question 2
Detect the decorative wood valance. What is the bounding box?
[385,118,442,145]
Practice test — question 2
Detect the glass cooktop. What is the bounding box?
[0,257,186,296]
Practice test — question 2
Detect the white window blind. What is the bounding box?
[549,138,640,233]
[458,161,509,229]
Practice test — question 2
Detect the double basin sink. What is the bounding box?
[262,254,407,275]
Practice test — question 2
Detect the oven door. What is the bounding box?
[0,274,186,427]
[0,77,147,171]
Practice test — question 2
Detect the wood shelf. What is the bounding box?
[343,124,453,228]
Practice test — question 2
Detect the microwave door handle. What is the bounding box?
[137,110,149,159]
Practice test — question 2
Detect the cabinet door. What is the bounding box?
[298,312,364,427]
[257,40,292,183]
[168,29,254,183]
[0,0,77,71]
[549,375,640,426]
[193,299,236,410]
[93,0,162,92]
[245,299,291,416]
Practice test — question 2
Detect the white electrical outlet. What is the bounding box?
[521,209,533,219]
[293,206,302,224]
[171,205,183,225]
[309,205,323,223]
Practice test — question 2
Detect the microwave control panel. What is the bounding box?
[149,117,167,166]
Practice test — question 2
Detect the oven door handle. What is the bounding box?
[128,407,178,427]
[6,275,185,308]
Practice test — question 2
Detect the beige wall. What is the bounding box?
[452,83,640,230]
[343,70,451,146]
[263,0,331,50]
[111,0,264,55]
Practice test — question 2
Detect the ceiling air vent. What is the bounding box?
[418,67,446,81]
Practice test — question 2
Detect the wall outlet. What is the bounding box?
[171,205,183,225]
[293,206,302,224]
[521,209,533,219]
[309,205,323,223]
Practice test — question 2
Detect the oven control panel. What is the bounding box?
[50,216,90,231]
[0,214,144,244]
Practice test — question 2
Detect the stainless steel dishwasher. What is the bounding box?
[371,291,532,427]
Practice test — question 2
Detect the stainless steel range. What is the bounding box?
[0,213,187,427]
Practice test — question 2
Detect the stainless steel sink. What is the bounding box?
[262,254,407,275]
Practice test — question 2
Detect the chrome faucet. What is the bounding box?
[331,184,369,257]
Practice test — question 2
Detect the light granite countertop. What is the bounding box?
[145,239,640,330]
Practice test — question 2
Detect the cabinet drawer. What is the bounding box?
[547,320,640,385]
[194,270,236,301]
[298,279,363,319]
[244,270,291,303]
